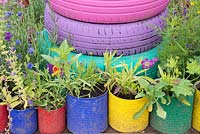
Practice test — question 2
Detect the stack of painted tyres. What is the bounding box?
[44,0,169,133]
[45,0,169,78]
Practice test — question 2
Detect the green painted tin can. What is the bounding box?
[150,95,194,133]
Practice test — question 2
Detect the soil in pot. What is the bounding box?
[73,83,107,98]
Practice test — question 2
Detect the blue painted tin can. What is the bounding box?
[10,107,38,134]
[67,91,108,134]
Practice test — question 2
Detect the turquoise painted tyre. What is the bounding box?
[39,29,159,78]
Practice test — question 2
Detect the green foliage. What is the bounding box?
[42,40,105,98]
[33,69,66,111]
[104,51,152,98]
[159,0,200,75]
[150,57,194,119]
[42,40,81,78]
[4,0,44,68]
[187,56,200,75]
[69,62,105,98]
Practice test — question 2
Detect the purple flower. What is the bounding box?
[5,11,12,17]
[141,58,154,69]
[6,23,12,28]
[27,47,34,55]
[186,44,192,49]
[15,39,21,45]
[17,53,22,60]
[47,64,54,74]
[4,32,13,41]
[12,46,16,51]
[152,57,159,63]
[6,61,11,66]
[28,43,32,48]
[17,11,22,17]
[173,10,177,16]
[23,73,28,77]
[28,100,33,106]
[27,63,34,69]
[183,8,188,16]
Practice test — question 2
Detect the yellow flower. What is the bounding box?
[198,11,200,15]
[190,2,195,6]
[52,65,61,77]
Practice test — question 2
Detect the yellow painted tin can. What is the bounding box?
[109,91,149,132]
[192,82,200,131]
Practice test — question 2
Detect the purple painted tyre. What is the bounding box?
[45,5,167,56]
[48,0,169,24]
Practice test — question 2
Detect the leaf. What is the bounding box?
[148,104,153,112]
[161,97,167,104]
[170,79,194,97]
[41,55,58,66]
[135,92,146,99]
[137,78,150,89]
[156,102,166,119]
[133,102,149,119]
[166,95,171,105]
[10,101,21,109]
[178,98,191,106]
[186,59,200,75]
[158,65,165,78]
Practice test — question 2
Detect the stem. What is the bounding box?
[186,74,191,80]
[191,76,200,83]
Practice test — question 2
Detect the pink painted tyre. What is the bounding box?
[0,0,7,4]
[45,4,167,56]
[48,0,169,24]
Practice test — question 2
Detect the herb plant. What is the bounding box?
[149,57,195,119]
[159,0,200,75]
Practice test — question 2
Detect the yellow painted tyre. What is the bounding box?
[109,91,149,132]
[192,87,200,131]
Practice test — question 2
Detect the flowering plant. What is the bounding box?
[42,40,105,98]
[103,52,166,119]
[159,0,200,75]
[0,0,45,110]
[104,52,155,99]
[0,45,36,110]
[33,69,66,111]
[3,0,45,70]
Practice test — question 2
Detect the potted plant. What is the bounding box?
[2,53,38,134]
[42,40,108,133]
[33,68,67,134]
[0,40,37,134]
[150,57,195,133]
[1,1,47,133]
[104,52,159,132]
